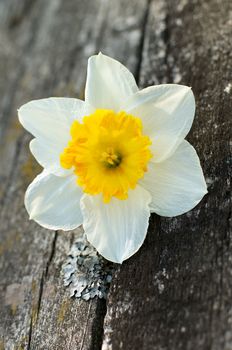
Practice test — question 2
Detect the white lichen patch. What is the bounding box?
[206,177,214,186]
[62,235,114,300]
[153,268,169,294]
[114,292,133,318]
[224,83,232,94]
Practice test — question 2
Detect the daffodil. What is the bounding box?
[18,53,207,263]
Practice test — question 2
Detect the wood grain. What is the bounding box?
[0,0,231,349]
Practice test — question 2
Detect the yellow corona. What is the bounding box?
[60,109,152,202]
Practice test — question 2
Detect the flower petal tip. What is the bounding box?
[29,213,36,220]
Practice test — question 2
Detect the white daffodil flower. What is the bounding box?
[18,53,207,263]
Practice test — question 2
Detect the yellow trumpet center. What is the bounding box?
[60,109,152,203]
[100,147,122,168]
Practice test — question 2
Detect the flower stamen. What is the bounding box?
[100,148,122,168]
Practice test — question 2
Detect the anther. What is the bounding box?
[100,148,122,168]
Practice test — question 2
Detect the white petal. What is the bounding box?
[85,52,138,111]
[18,97,86,141]
[80,185,152,264]
[25,171,83,230]
[140,140,207,217]
[29,139,72,177]
[18,97,87,176]
[123,84,195,162]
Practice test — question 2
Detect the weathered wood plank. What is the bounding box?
[0,0,149,349]
[1,0,231,349]
[103,0,232,349]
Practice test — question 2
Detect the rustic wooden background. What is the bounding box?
[0,0,231,349]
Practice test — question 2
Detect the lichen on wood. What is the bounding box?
[62,234,115,301]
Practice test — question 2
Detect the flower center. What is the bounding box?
[60,109,152,202]
[100,147,122,168]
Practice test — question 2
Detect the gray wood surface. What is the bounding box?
[0,0,231,349]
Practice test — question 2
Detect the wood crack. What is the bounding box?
[36,272,45,318]
[162,5,172,83]
[45,231,58,278]
[135,0,151,84]
[90,298,107,350]
[27,316,33,350]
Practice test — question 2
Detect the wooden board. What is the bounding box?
[103,1,232,349]
[0,0,231,349]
